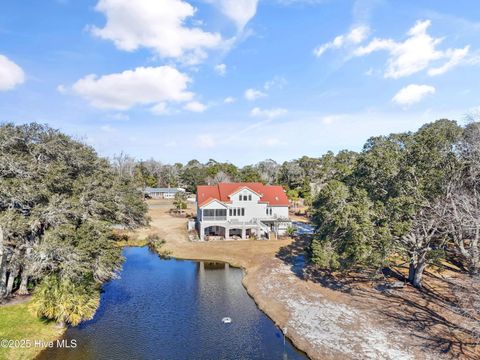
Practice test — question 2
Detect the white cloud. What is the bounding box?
[428,46,470,75]
[72,66,193,111]
[314,25,369,57]
[57,84,67,93]
[184,101,207,112]
[264,75,287,90]
[108,112,130,121]
[151,102,170,115]
[90,0,223,64]
[0,54,25,91]
[250,107,287,119]
[224,96,236,103]
[243,76,286,102]
[209,0,258,31]
[244,88,266,100]
[354,20,470,78]
[196,134,216,148]
[321,114,343,125]
[392,84,435,106]
[214,63,227,75]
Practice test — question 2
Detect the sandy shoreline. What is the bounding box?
[133,200,438,360]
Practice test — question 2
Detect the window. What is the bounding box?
[233,208,237,216]
[248,194,252,201]
[215,209,226,217]
[229,209,232,216]
[241,208,245,216]
[204,209,214,217]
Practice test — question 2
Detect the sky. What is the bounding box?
[1,0,479,166]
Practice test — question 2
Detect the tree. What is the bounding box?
[238,166,262,183]
[158,164,180,187]
[180,160,207,192]
[0,123,147,324]
[208,171,231,185]
[286,189,299,209]
[111,152,137,178]
[444,122,480,274]
[397,201,448,287]
[311,180,390,270]
[355,120,462,287]
[134,161,158,188]
[309,120,465,287]
[173,192,187,210]
[255,159,280,184]
[278,161,305,190]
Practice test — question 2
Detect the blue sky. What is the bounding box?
[1,0,479,165]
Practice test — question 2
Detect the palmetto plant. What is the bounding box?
[31,275,100,326]
[286,226,296,237]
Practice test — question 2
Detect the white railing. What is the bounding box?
[202,216,227,221]
[228,219,258,225]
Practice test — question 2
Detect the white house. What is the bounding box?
[144,187,185,199]
[196,182,291,240]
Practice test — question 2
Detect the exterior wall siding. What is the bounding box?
[196,187,290,240]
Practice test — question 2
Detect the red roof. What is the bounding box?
[197,182,289,208]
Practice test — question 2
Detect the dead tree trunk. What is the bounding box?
[6,265,19,297]
[17,271,29,295]
[406,238,429,288]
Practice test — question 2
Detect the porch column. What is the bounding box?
[241,228,246,240]
[225,226,230,240]
[199,223,205,241]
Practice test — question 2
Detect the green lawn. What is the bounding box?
[0,301,64,360]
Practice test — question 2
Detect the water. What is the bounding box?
[37,247,307,360]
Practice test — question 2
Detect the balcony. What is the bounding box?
[202,216,227,221]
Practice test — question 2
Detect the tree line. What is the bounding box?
[0,123,148,325]
[111,154,318,201]
[310,119,480,288]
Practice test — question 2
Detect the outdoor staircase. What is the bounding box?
[257,220,271,239]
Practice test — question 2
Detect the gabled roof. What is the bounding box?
[197,182,289,208]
